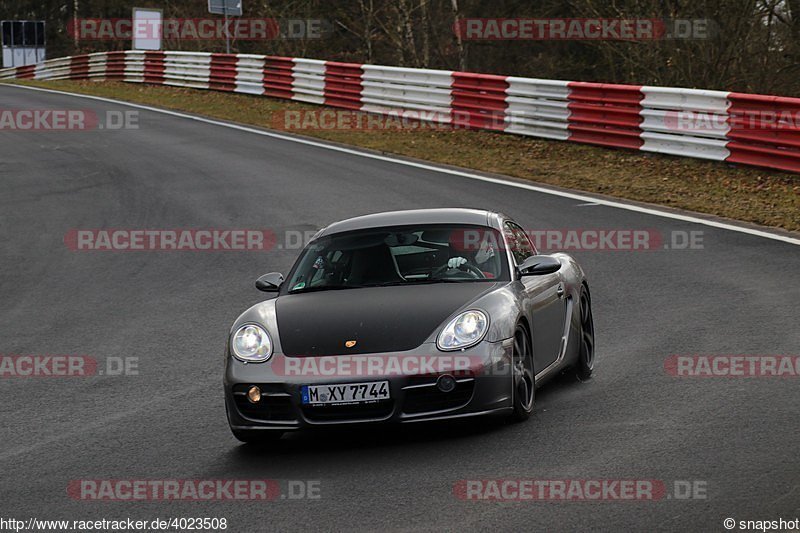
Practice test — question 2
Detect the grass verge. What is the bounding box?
[5,79,799,232]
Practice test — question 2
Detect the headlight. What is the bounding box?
[231,324,273,362]
[437,310,489,351]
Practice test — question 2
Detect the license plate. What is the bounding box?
[301,381,390,405]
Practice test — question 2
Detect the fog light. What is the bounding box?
[247,386,262,403]
[437,374,457,393]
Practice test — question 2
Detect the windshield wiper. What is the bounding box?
[362,278,478,287]
[289,284,364,294]
[291,278,489,292]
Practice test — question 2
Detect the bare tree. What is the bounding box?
[450,0,467,71]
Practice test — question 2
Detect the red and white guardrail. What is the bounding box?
[2,50,799,173]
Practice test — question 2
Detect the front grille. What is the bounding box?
[232,384,296,422]
[302,401,394,422]
[403,378,474,414]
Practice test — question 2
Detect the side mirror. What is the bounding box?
[255,272,284,292]
[518,255,561,276]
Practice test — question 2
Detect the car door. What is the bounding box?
[504,221,566,374]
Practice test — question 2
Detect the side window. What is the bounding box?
[513,223,537,257]
[504,222,534,265]
[502,223,519,265]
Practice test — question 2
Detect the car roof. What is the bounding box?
[317,208,506,237]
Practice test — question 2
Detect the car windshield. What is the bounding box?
[286,224,509,293]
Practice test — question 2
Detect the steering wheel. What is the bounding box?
[431,262,485,279]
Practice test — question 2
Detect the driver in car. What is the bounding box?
[447,232,499,279]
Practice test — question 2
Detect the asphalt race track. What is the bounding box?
[1,84,798,531]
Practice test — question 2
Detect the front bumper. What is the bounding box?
[224,340,514,431]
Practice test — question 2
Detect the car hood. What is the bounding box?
[275,283,500,357]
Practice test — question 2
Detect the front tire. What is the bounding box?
[575,285,595,381]
[511,324,535,422]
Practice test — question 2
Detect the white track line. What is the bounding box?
[5,83,799,247]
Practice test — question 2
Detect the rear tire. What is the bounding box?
[575,285,595,381]
[511,324,535,422]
